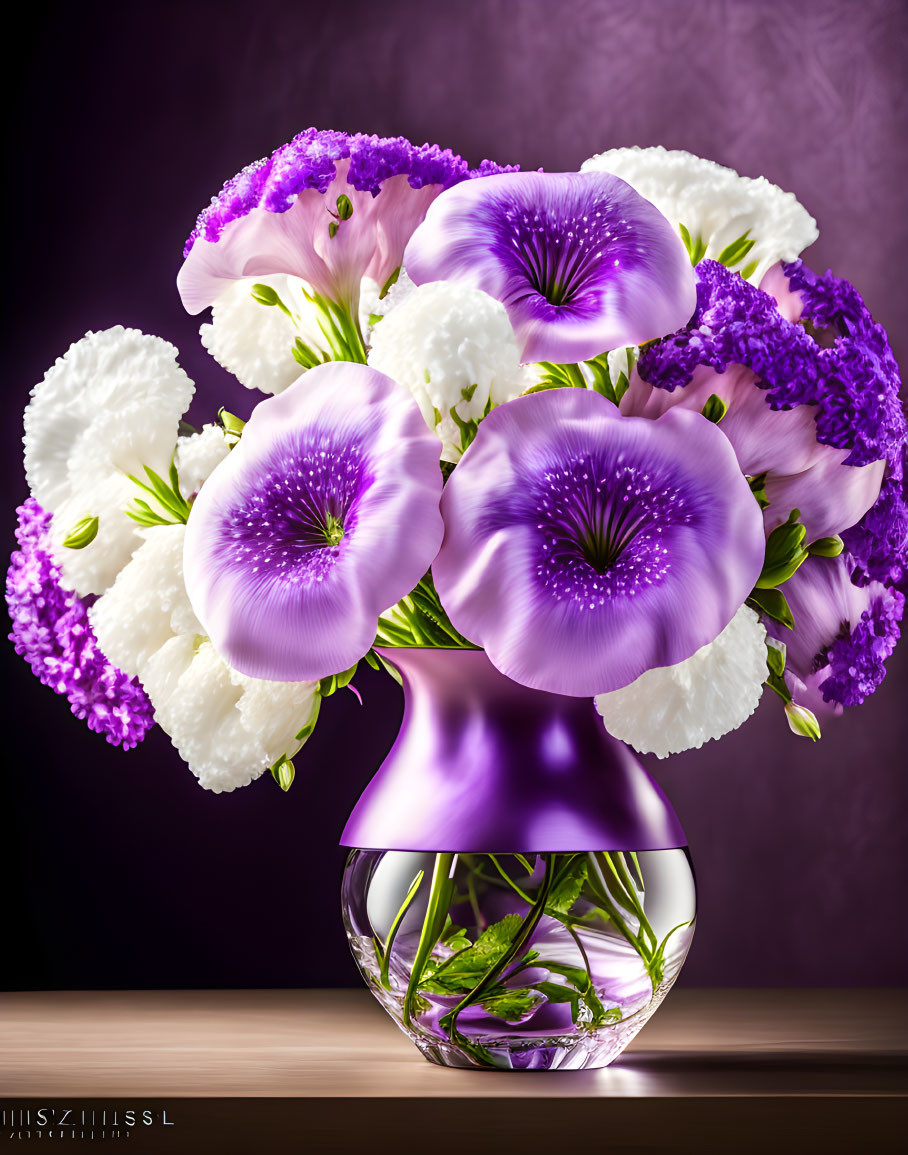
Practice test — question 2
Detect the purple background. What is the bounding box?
[3,0,907,990]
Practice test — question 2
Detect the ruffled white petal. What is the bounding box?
[23,327,195,595]
[595,605,767,757]
[581,147,818,286]
[175,424,231,498]
[50,473,146,597]
[89,521,319,792]
[89,524,202,678]
[367,281,527,462]
[199,273,326,395]
[141,636,319,793]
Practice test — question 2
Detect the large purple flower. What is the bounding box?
[182,363,444,681]
[432,389,766,696]
[178,128,516,315]
[403,171,697,364]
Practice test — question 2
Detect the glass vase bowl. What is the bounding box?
[342,847,696,1071]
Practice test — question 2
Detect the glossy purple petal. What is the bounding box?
[432,389,765,695]
[403,171,697,364]
[182,363,444,681]
[178,128,516,313]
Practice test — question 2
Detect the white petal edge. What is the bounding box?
[581,146,818,286]
[141,636,319,793]
[595,604,767,757]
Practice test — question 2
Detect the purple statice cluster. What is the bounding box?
[638,259,907,709]
[822,585,906,708]
[184,127,519,256]
[638,260,905,469]
[6,499,154,748]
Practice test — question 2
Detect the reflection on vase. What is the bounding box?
[342,848,696,1070]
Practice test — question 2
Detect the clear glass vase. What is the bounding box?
[342,848,695,1071]
[340,648,695,1071]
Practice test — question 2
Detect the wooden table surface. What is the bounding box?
[1,988,905,1153]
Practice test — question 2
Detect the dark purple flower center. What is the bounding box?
[221,435,370,588]
[488,451,694,608]
[494,194,634,313]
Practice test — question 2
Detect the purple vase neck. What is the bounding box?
[341,647,686,852]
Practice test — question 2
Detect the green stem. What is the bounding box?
[402,853,456,1029]
[441,855,556,1042]
[604,852,658,950]
[379,869,424,989]
[487,854,533,904]
[585,853,648,958]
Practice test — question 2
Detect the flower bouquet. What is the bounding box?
[9,130,905,1071]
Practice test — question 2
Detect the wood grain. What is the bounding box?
[1,988,905,1099]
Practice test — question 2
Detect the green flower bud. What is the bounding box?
[62,515,99,549]
[785,702,821,741]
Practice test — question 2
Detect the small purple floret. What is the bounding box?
[820,586,904,707]
[6,499,154,749]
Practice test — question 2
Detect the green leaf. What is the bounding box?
[808,535,844,558]
[748,472,770,511]
[765,637,787,678]
[250,282,282,307]
[479,988,541,1022]
[766,670,792,703]
[785,701,821,741]
[700,393,727,423]
[545,856,588,916]
[379,266,401,299]
[747,587,795,630]
[740,259,759,281]
[218,407,246,439]
[270,755,295,792]
[291,338,323,370]
[678,222,707,266]
[756,509,809,588]
[62,515,99,549]
[717,230,756,268]
[335,193,353,220]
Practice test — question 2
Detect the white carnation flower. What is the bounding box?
[367,268,418,321]
[89,524,201,679]
[141,635,319,793]
[200,273,330,395]
[367,281,527,462]
[23,327,195,596]
[595,605,767,758]
[175,424,230,498]
[581,147,818,285]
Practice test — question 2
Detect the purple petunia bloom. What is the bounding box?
[402,171,698,364]
[178,128,516,314]
[7,499,154,748]
[182,363,445,682]
[432,389,766,696]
